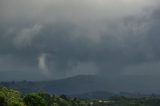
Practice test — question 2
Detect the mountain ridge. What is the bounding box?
[0,75,111,95]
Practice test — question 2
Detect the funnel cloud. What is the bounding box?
[38,53,50,77]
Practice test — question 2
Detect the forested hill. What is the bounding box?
[0,75,156,99]
[0,86,97,106]
[1,86,160,106]
[0,75,113,96]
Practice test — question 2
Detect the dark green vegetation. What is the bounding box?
[0,86,97,106]
[1,87,160,106]
[0,87,25,106]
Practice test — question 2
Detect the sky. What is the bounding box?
[0,0,160,89]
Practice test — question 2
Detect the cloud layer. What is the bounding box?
[0,0,160,92]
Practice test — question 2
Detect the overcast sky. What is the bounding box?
[0,0,160,88]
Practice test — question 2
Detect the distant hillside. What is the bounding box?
[1,75,158,99]
[71,91,115,99]
[0,75,113,96]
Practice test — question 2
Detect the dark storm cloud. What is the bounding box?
[0,0,160,85]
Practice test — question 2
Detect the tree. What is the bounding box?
[0,87,25,106]
[24,93,46,106]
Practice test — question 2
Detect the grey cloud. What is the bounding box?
[0,0,160,87]
[13,24,43,48]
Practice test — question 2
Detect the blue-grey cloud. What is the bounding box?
[0,0,160,92]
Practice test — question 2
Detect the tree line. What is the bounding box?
[1,86,160,106]
[0,86,101,106]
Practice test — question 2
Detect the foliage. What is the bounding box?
[1,86,160,106]
[0,86,25,106]
[24,93,46,106]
